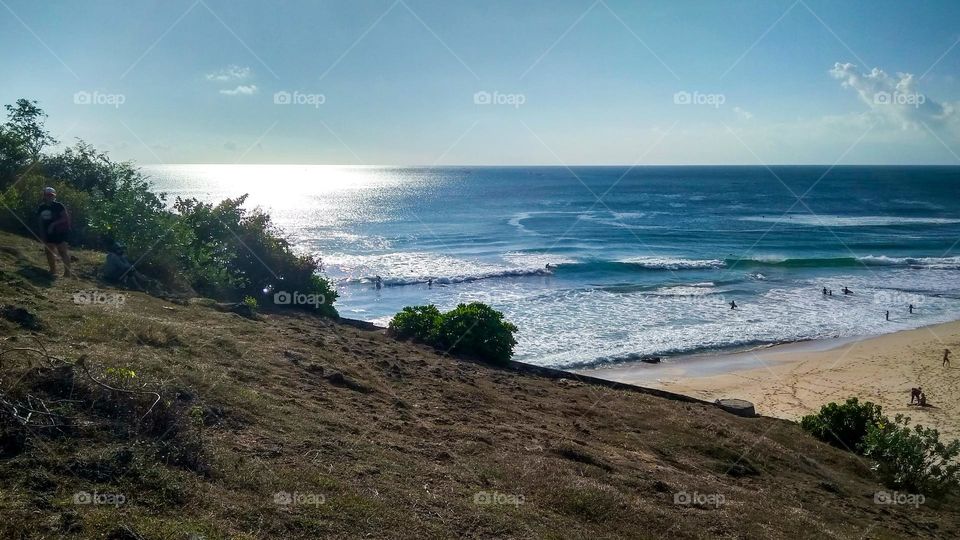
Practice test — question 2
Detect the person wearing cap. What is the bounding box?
[36,187,73,277]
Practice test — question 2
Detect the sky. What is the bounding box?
[1,0,959,165]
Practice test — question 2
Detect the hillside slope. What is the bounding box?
[0,231,956,539]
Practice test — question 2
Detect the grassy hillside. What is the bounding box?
[0,230,957,539]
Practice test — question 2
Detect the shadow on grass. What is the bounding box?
[16,266,54,287]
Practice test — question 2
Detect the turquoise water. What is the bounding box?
[147,165,960,368]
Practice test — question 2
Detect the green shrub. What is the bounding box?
[174,196,338,315]
[800,397,884,452]
[436,302,518,364]
[242,296,259,311]
[861,414,960,495]
[388,302,518,363]
[388,305,442,342]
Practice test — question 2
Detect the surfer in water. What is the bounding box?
[729,300,738,310]
[822,287,828,295]
[375,275,383,290]
[842,286,853,295]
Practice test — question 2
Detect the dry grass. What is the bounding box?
[0,230,957,539]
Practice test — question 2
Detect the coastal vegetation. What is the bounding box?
[388,302,518,364]
[0,98,337,315]
[801,398,960,494]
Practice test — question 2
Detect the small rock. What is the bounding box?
[715,398,756,418]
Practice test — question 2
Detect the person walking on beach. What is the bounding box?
[36,187,72,278]
[945,348,952,367]
[885,310,889,321]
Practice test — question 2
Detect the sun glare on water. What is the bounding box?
[145,164,418,229]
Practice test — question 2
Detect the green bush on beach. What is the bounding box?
[802,397,960,495]
[388,302,518,364]
[0,98,337,314]
[799,397,884,452]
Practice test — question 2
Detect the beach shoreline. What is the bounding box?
[578,320,960,439]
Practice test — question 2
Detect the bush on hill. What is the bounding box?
[388,305,442,342]
[388,302,517,364]
[800,397,884,452]
[861,414,960,495]
[802,398,960,495]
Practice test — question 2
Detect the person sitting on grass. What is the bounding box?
[36,186,73,277]
[103,243,148,291]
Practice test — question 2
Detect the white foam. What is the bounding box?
[618,257,725,270]
[740,215,960,227]
[326,251,551,286]
[859,255,960,269]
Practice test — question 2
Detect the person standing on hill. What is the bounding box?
[36,187,72,277]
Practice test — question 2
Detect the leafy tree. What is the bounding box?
[4,99,57,159]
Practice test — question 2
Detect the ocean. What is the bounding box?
[145,165,960,368]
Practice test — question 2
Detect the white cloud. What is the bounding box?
[829,62,957,131]
[220,85,258,96]
[733,106,753,120]
[206,65,251,82]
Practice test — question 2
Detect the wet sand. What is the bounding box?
[579,321,960,439]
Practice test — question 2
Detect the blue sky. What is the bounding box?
[1,0,959,165]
